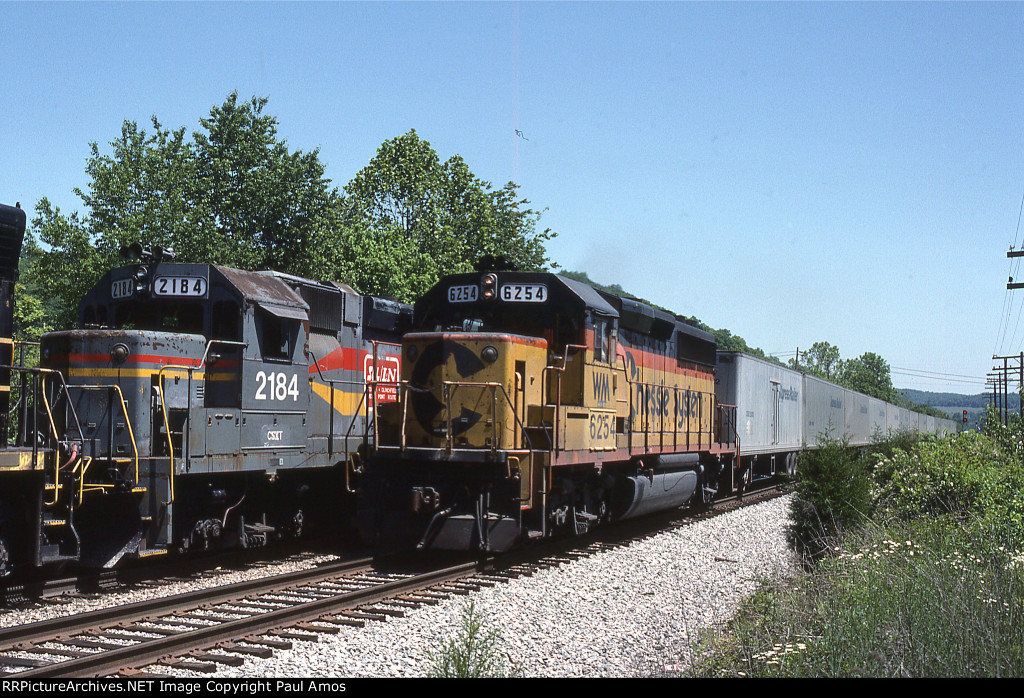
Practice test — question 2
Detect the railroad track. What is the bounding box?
[0,485,786,678]
[0,554,499,677]
[0,541,341,606]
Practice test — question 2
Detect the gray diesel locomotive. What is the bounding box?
[3,246,408,573]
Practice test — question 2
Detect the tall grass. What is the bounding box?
[688,428,1024,677]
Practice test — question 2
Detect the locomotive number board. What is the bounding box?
[111,279,134,299]
[500,283,547,302]
[154,276,208,297]
[448,284,479,303]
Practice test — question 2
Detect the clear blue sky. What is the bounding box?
[2,1,1021,394]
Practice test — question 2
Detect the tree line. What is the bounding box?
[19,92,553,335]
[793,341,948,418]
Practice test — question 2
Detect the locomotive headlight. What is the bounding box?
[481,273,497,300]
[481,345,499,363]
[110,343,130,364]
[406,344,419,362]
[133,265,150,295]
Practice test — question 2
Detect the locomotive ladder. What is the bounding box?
[31,367,89,565]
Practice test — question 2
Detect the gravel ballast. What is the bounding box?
[0,494,798,677]
[174,494,798,677]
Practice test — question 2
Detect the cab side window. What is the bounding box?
[211,301,241,341]
[258,309,294,362]
[593,317,614,363]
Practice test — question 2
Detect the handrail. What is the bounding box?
[36,368,78,507]
[309,340,401,460]
[365,339,401,448]
[384,379,534,457]
[44,382,140,505]
[439,380,534,454]
[156,338,246,505]
[540,343,587,455]
[614,352,726,454]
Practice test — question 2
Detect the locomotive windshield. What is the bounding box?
[426,302,581,350]
[415,273,611,350]
[435,304,547,335]
[83,299,206,334]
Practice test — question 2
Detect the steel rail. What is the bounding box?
[0,556,377,653]
[13,558,486,678]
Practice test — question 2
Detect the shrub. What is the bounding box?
[873,431,1004,520]
[869,426,925,461]
[984,404,1024,466]
[872,431,1024,543]
[788,436,872,563]
[693,429,1024,677]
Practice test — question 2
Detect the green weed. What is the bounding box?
[426,600,519,678]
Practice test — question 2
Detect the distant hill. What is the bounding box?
[898,389,1008,423]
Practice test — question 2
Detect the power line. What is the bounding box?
[994,174,1024,355]
[892,366,987,378]
[892,373,987,387]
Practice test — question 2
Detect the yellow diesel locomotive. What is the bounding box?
[359,269,739,552]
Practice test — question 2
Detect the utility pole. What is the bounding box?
[992,353,1024,424]
[1009,245,1024,288]
[994,247,1024,424]
[986,375,998,414]
[987,370,1005,425]
[987,371,1005,425]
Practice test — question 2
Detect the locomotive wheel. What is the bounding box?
[289,509,304,538]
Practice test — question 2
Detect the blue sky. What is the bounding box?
[2,1,1021,394]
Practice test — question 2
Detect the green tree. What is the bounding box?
[343,130,553,300]
[192,93,346,278]
[841,351,896,402]
[794,341,844,380]
[26,92,348,326]
[17,236,61,336]
[28,199,105,329]
[26,99,555,328]
[76,118,197,260]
